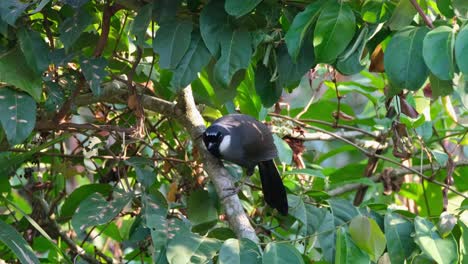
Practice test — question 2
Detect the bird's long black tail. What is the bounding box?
[258,160,288,215]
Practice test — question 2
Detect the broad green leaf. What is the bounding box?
[18,28,50,74]
[336,26,368,75]
[187,189,218,230]
[329,198,360,226]
[272,134,292,164]
[262,243,304,264]
[130,3,152,47]
[361,0,391,24]
[285,0,325,60]
[284,168,326,178]
[225,0,262,17]
[387,0,416,31]
[422,26,455,80]
[0,219,39,264]
[414,216,458,264]
[166,231,220,263]
[277,43,315,89]
[254,64,282,108]
[437,0,454,17]
[384,26,429,91]
[31,0,52,13]
[429,74,453,98]
[213,29,252,88]
[384,212,416,263]
[72,191,132,235]
[459,220,468,264]
[153,20,193,69]
[432,149,448,166]
[0,88,36,145]
[335,226,370,264]
[200,0,230,56]
[349,215,386,262]
[153,0,180,23]
[170,32,212,91]
[125,157,155,188]
[80,57,108,96]
[453,0,468,18]
[143,191,169,261]
[0,48,42,101]
[236,67,262,118]
[455,23,468,75]
[0,0,30,25]
[219,238,261,264]
[60,184,113,222]
[59,8,93,49]
[313,0,355,63]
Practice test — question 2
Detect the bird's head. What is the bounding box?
[203,125,230,158]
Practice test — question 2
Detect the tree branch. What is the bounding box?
[328,160,468,197]
[174,87,259,242]
[409,0,434,29]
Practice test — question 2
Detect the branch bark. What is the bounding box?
[328,160,468,197]
[174,87,259,242]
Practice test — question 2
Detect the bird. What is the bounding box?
[202,114,288,215]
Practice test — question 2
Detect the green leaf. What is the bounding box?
[60,183,113,222]
[125,157,155,188]
[200,0,230,56]
[414,216,459,264]
[459,220,468,264]
[0,219,39,264]
[0,88,36,145]
[166,231,221,263]
[453,0,468,18]
[80,57,108,95]
[64,0,89,8]
[0,0,30,25]
[384,27,429,91]
[219,238,261,264]
[429,74,453,98]
[335,226,370,264]
[336,26,368,75]
[349,215,386,262]
[59,8,93,49]
[170,32,212,91]
[437,0,454,17]
[254,64,282,108]
[130,3,152,47]
[213,29,252,88]
[0,48,43,101]
[284,0,324,61]
[361,0,391,24]
[387,0,416,31]
[18,28,50,74]
[153,20,193,69]
[224,0,262,17]
[143,191,169,261]
[422,26,455,80]
[329,198,360,226]
[432,149,448,166]
[262,243,304,264]
[277,43,315,89]
[313,0,355,63]
[272,134,292,165]
[72,191,132,235]
[384,212,416,263]
[236,67,262,118]
[187,190,218,230]
[455,23,468,75]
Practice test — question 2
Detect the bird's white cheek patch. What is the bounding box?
[219,135,231,155]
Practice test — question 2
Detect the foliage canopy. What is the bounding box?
[0,0,467,263]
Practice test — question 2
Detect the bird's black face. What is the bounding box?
[203,127,225,158]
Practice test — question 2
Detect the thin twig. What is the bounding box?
[409,0,434,28]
